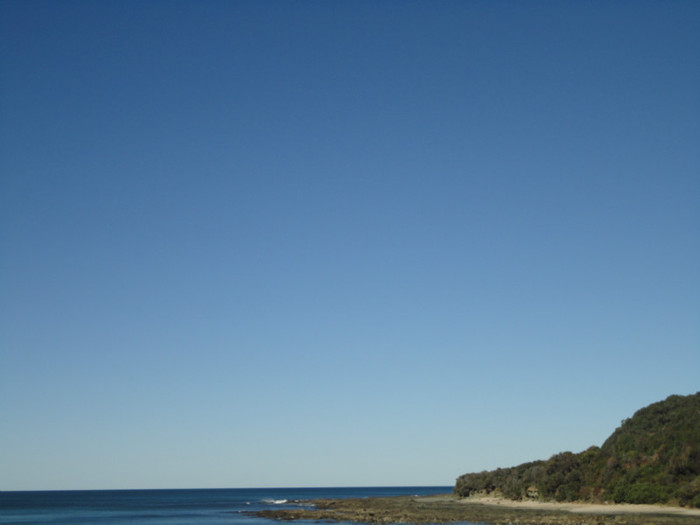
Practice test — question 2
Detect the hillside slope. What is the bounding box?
[454,392,700,507]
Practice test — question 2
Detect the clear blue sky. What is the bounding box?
[1,0,698,491]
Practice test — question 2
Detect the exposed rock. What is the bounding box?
[252,494,700,525]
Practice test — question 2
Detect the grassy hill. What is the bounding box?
[454,392,700,507]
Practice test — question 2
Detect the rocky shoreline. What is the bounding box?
[253,494,700,525]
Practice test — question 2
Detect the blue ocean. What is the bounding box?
[0,486,452,524]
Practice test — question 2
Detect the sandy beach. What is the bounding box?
[458,493,700,517]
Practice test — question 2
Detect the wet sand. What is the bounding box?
[254,493,700,525]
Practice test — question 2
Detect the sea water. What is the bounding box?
[0,486,452,524]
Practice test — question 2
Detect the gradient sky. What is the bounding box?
[1,0,698,491]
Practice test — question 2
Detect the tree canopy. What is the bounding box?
[454,392,700,507]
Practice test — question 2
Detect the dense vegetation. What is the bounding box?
[454,392,700,507]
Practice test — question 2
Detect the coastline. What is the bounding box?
[254,493,700,525]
